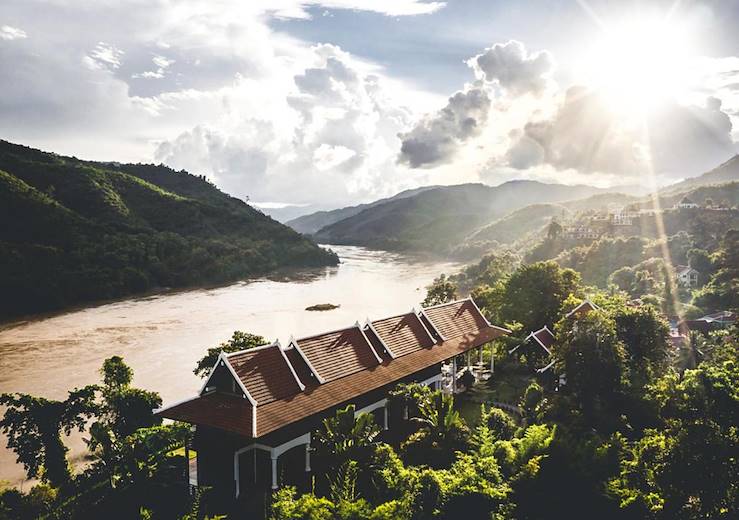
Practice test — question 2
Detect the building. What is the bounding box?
[563,226,600,240]
[156,298,508,510]
[675,265,699,287]
[678,311,736,336]
[565,299,600,319]
[677,196,699,209]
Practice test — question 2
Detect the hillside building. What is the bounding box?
[156,298,508,511]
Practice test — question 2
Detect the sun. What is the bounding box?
[579,15,697,115]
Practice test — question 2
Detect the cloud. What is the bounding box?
[132,54,175,79]
[397,86,490,168]
[154,44,418,205]
[499,86,736,180]
[397,40,552,169]
[84,42,124,70]
[469,40,553,96]
[0,25,26,40]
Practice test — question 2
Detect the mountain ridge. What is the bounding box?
[0,140,337,318]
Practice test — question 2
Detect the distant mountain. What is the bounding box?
[312,180,611,253]
[286,186,438,235]
[467,203,569,244]
[664,154,739,193]
[0,140,337,318]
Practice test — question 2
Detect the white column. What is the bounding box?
[479,346,483,365]
[490,344,495,374]
[271,455,278,490]
[403,405,409,420]
[452,356,457,393]
[466,351,471,370]
[383,405,389,430]
[304,443,311,472]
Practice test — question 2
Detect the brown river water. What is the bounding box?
[0,245,459,486]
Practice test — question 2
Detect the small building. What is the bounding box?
[675,265,699,287]
[677,196,699,209]
[565,299,600,319]
[510,326,555,358]
[156,298,508,513]
[679,311,737,336]
[563,226,600,240]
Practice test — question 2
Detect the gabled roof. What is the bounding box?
[161,323,506,438]
[526,326,555,354]
[226,342,304,406]
[676,265,698,276]
[158,297,510,439]
[422,298,503,339]
[292,325,382,383]
[565,299,600,318]
[368,311,436,358]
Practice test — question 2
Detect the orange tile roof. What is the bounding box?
[158,298,508,439]
[293,326,380,383]
[160,326,504,438]
[422,299,490,339]
[370,312,435,357]
[227,344,302,406]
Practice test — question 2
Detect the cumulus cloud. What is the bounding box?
[397,87,490,168]
[500,87,736,180]
[397,39,553,169]
[154,44,416,204]
[0,25,26,40]
[469,40,553,96]
[84,42,124,70]
[132,54,175,79]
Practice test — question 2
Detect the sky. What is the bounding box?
[1,0,738,214]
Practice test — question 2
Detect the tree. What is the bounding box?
[0,386,98,487]
[547,219,563,240]
[313,405,380,468]
[612,305,670,387]
[193,331,266,378]
[554,311,627,420]
[500,261,582,332]
[422,274,458,307]
[404,391,468,467]
[482,406,516,440]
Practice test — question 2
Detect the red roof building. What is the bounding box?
[157,298,508,504]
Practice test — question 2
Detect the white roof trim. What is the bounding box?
[421,297,469,310]
[411,307,438,345]
[356,321,384,364]
[154,395,200,415]
[364,318,397,359]
[224,340,277,356]
[289,337,327,384]
[565,299,600,318]
[536,360,556,373]
[220,353,258,407]
[277,339,306,391]
[529,325,554,355]
[418,307,446,341]
[468,297,512,333]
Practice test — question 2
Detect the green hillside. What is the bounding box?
[313,181,610,253]
[0,140,337,318]
[286,186,438,235]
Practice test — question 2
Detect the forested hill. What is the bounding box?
[286,185,438,235]
[0,140,338,318]
[313,181,610,252]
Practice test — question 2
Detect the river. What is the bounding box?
[0,245,460,485]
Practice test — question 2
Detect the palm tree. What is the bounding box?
[314,405,380,464]
[404,391,468,467]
